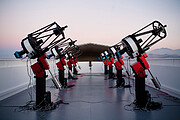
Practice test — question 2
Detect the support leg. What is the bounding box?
[36,76,46,108]
[68,67,72,79]
[109,66,112,79]
[104,65,108,74]
[73,65,78,74]
[116,69,124,87]
[59,69,66,87]
[135,76,147,108]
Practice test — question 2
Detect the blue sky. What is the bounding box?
[0,0,180,52]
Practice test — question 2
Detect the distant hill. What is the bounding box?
[78,43,109,61]
[147,48,180,58]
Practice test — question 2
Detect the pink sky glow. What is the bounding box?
[0,0,180,50]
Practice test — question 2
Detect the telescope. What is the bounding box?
[14,22,67,59]
[114,20,167,89]
[98,52,109,74]
[100,20,167,109]
[47,38,79,87]
[49,38,76,59]
[117,20,167,58]
[14,22,68,109]
[101,50,115,79]
[119,20,166,108]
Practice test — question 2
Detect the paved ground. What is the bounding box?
[0,73,180,120]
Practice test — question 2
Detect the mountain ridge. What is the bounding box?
[147,48,180,58]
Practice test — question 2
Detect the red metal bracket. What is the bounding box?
[131,62,146,77]
[114,61,123,70]
[31,62,45,77]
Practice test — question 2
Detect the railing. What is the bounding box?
[0,59,58,101]
[0,58,180,100]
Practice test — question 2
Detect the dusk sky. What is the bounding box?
[0,0,180,52]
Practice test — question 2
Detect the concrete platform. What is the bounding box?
[0,73,180,120]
